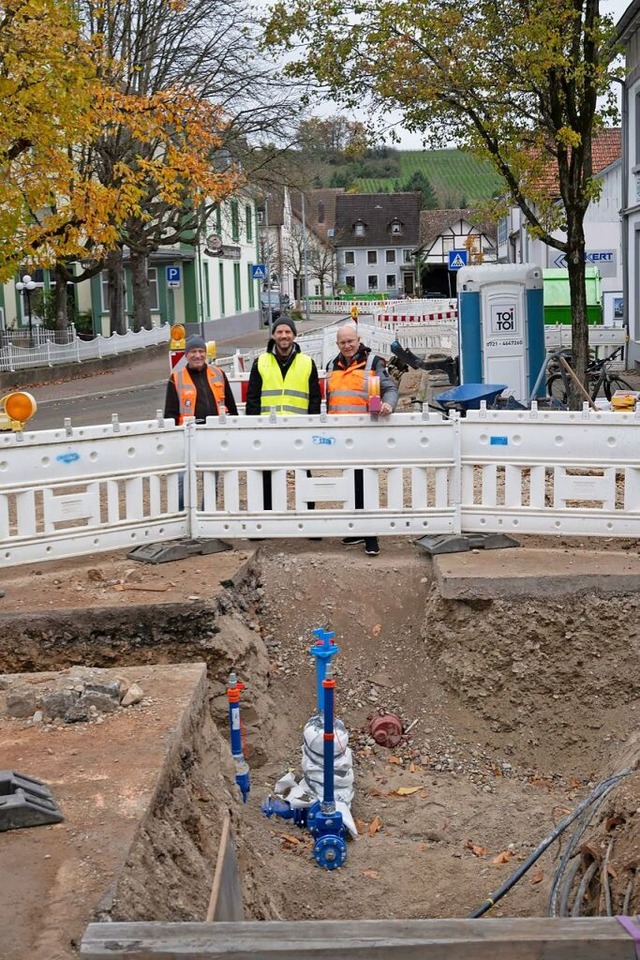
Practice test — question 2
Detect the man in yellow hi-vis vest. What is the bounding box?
[246,316,321,511]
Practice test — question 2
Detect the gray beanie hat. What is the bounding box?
[185,334,206,352]
[271,316,297,336]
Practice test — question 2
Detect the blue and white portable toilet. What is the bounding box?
[457,264,545,401]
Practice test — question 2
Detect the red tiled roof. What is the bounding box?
[533,127,621,195]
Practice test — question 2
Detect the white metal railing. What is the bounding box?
[3,407,640,566]
[0,324,170,372]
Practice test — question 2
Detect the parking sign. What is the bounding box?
[166,265,181,288]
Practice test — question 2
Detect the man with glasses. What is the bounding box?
[326,325,398,556]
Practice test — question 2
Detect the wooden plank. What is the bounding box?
[80,917,636,959]
[205,815,244,923]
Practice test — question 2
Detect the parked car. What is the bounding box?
[260,291,290,325]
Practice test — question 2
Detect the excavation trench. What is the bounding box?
[1,540,640,957]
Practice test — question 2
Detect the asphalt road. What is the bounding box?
[34,381,168,430]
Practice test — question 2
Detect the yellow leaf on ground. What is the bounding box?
[355,818,369,834]
[372,623,381,636]
[281,834,301,845]
[465,840,487,857]
[369,815,383,836]
[393,786,422,796]
[531,869,544,884]
[492,850,513,864]
[387,756,403,765]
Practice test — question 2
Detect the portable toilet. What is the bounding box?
[542,267,602,325]
[457,263,545,401]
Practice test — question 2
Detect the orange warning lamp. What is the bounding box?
[0,391,37,431]
[169,323,186,350]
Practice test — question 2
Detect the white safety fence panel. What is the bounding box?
[459,406,640,537]
[0,419,187,566]
[191,412,458,541]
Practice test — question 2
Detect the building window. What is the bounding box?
[386,274,396,289]
[386,250,396,263]
[368,275,378,290]
[219,262,225,314]
[203,262,211,317]
[100,270,128,313]
[318,200,325,224]
[345,275,355,289]
[231,200,240,242]
[636,93,640,166]
[257,209,264,224]
[354,220,365,238]
[247,264,255,308]
[148,267,159,310]
[344,250,355,265]
[403,249,413,263]
[367,250,377,265]
[245,205,253,242]
[233,263,242,311]
[497,219,508,246]
[390,220,403,236]
[215,205,222,234]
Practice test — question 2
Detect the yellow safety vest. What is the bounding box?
[327,354,375,414]
[172,365,226,424]
[257,352,313,415]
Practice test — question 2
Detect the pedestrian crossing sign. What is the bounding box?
[449,250,468,270]
[252,264,266,281]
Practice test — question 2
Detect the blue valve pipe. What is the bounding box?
[322,671,335,812]
[308,627,340,714]
[227,674,250,803]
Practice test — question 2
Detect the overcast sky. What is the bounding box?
[272,0,633,150]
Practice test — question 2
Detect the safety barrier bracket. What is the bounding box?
[128,538,233,565]
[415,533,520,555]
[0,770,64,832]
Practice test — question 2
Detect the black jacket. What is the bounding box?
[164,364,238,422]
[245,340,321,415]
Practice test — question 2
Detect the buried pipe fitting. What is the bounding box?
[368,712,403,748]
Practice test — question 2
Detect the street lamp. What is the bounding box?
[15,274,37,347]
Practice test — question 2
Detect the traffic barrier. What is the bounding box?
[3,406,640,567]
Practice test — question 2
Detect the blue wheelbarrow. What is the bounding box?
[432,383,520,415]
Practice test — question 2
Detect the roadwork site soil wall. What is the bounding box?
[2,540,640,959]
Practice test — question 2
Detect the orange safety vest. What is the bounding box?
[327,354,375,414]
[171,365,226,424]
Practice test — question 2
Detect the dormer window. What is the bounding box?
[390,219,403,237]
[353,219,366,238]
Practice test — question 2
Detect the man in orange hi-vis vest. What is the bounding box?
[326,324,398,557]
[164,335,238,423]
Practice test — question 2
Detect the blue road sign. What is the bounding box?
[449,250,468,270]
[251,264,267,281]
[166,265,181,288]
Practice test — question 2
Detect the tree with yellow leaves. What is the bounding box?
[264,0,621,402]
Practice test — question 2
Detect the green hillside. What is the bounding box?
[353,149,502,205]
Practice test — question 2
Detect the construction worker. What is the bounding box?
[164,335,238,423]
[245,316,321,417]
[326,324,398,556]
[245,316,321,512]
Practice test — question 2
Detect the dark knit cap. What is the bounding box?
[185,335,206,352]
[271,316,297,336]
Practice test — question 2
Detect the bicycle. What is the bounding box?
[546,346,633,405]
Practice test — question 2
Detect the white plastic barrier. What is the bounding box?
[3,407,640,567]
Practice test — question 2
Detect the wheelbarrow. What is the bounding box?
[433,383,510,414]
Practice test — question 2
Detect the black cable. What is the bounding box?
[468,767,634,919]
